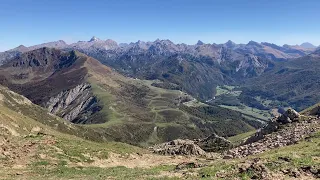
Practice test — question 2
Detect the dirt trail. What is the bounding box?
[78,152,203,168]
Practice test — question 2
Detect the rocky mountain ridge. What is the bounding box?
[1,37,316,65]
[0,38,317,102]
[2,38,320,113]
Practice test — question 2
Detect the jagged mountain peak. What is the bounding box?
[56,40,67,45]
[119,43,129,48]
[196,40,204,45]
[11,45,29,52]
[105,39,118,45]
[89,36,101,42]
[17,45,27,49]
[225,40,235,44]
[154,39,174,45]
[247,40,261,46]
[224,40,236,48]
[136,40,145,44]
[300,42,316,49]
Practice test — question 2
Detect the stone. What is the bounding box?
[196,133,233,152]
[277,109,300,124]
[31,126,41,134]
[150,139,206,156]
[223,116,319,159]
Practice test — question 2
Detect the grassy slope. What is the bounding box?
[0,86,181,180]
[0,85,319,179]
[85,66,257,145]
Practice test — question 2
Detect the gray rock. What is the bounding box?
[196,133,232,152]
[150,139,206,156]
[224,117,319,159]
[45,83,100,123]
[277,109,300,124]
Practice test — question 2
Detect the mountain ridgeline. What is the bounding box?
[0,47,263,146]
[0,38,320,145]
[0,38,316,102]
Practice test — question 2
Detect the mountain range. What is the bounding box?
[0,37,320,179]
[0,47,263,146]
[1,38,318,101]
[0,37,320,145]
[0,37,317,65]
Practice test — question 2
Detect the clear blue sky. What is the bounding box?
[1,0,320,51]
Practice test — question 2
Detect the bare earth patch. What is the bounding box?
[77,152,202,168]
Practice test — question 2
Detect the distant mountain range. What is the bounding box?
[1,37,320,111]
[0,37,317,64]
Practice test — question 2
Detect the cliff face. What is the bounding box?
[45,83,101,124]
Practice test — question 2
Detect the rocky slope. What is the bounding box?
[150,108,320,160]
[45,83,100,123]
[147,107,320,179]
[224,113,319,158]
[0,48,100,124]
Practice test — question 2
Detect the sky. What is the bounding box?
[0,0,320,51]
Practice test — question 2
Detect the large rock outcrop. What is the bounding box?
[277,109,301,124]
[195,133,233,152]
[45,83,101,124]
[150,133,232,156]
[150,139,206,156]
[224,109,319,159]
[244,109,301,145]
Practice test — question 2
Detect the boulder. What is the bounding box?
[243,120,279,145]
[150,133,232,156]
[196,133,233,152]
[284,109,300,121]
[277,109,300,124]
[150,139,206,156]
